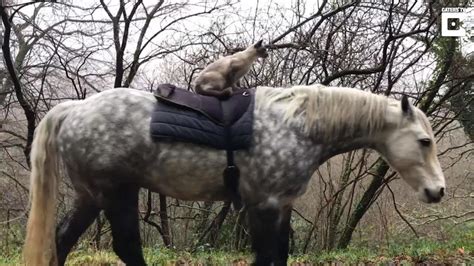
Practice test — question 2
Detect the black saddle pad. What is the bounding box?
[150,84,254,150]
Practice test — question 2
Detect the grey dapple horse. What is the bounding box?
[23,85,445,265]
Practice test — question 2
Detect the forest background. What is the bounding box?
[0,0,472,264]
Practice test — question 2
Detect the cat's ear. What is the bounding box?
[254,40,263,48]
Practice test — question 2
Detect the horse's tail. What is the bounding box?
[23,102,73,266]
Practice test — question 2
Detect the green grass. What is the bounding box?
[291,223,474,265]
[2,223,472,265]
[2,242,471,266]
[291,239,472,265]
[0,249,253,266]
[66,248,252,266]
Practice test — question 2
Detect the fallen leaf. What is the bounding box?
[232,258,248,265]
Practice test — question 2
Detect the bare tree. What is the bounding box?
[0,0,472,257]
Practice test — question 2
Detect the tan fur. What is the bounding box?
[23,102,75,266]
[194,41,267,98]
[256,85,388,142]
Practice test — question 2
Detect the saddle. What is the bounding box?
[154,84,251,126]
[151,84,254,209]
[151,84,253,150]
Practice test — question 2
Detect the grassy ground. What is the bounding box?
[1,224,472,265]
[1,241,471,265]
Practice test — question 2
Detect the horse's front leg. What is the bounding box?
[275,207,292,265]
[248,205,283,266]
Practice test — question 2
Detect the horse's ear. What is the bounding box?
[254,40,263,48]
[401,95,413,117]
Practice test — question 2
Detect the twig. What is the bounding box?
[386,183,419,238]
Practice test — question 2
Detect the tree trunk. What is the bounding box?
[195,201,232,247]
[337,160,389,249]
[159,194,172,247]
[327,153,353,250]
[209,201,231,246]
[233,209,248,250]
[0,5,36,162]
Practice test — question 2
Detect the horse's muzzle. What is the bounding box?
[424,187,445,203]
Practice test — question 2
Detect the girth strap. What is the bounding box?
[223,162,242,210]
[222,106,243,210]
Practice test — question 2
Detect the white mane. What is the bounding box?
[256,84,389,142]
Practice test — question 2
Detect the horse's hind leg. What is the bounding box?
[56,197,100,266]
[248,206,280,266]
[104,185,147,266]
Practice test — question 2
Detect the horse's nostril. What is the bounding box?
[424,188,443,203]
[424,188,430,197]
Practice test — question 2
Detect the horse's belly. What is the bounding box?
[143,143,230,201]
[144,173,228,201]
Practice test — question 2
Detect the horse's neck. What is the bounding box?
[320,100,400,160]
[255,86,399,162]
[321,135,377,162]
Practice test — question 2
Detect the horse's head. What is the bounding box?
[377,96,445,203]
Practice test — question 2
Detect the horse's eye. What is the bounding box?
[419,138,431,147]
